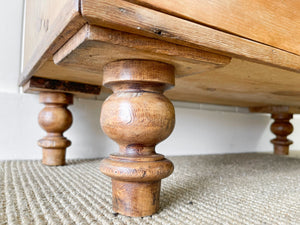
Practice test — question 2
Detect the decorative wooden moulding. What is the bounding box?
[53,24,231,77]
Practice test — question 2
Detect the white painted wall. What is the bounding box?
[1,0,299,160]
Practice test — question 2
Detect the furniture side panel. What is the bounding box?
[21,0,83,85]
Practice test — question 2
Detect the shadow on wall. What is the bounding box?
[68,98,273,158]
[0,93,276,160]
[66,97,118,159]
[158,107,272,156]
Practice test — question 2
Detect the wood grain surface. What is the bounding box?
[99,60,175,217]
[81,0,300,72]
[54,25,230,77]
[21,0,85,85]
[21,0,300,108]
[126,0,300,55]
[33,60,102,85]
[165,58,300,107]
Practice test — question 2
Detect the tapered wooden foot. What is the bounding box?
[270,113,293,155]
[38,92,73,166]
[100,60,175,217]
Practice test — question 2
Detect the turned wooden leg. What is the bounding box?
[38,92,73,166]
[270,113,293,155]
[99,60,175,217]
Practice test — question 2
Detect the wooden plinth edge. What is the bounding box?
[23,77,101,98]
[54,24,231,79]
[249,106,300,114]
[38,92,73,166]
[99,60,175,217]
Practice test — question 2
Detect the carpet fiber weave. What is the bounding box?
[1,153,300,225]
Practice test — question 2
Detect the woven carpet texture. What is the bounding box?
[1,153,300,225]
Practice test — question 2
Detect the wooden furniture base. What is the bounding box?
[38,92,73,166]
[270,113,293,155]
[21,0,300,218]
[99,60,175,217]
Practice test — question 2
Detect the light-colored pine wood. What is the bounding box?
[81,0,300,72]
[34,60,102,85]
[31,53,300,108]
[21,0,300,108]
[21,0,85,85]
[165,58,300,107]
[44,58,300,107]
[54,25,231,77]
[126,0,300,56]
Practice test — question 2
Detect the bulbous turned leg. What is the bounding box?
[270,113,293,155]
[38,92,73,166]
[100,60,175,217]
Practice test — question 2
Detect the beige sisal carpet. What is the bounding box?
[1,153,300,225]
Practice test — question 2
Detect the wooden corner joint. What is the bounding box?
[38,92,73,166]
[99,60,175,217]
